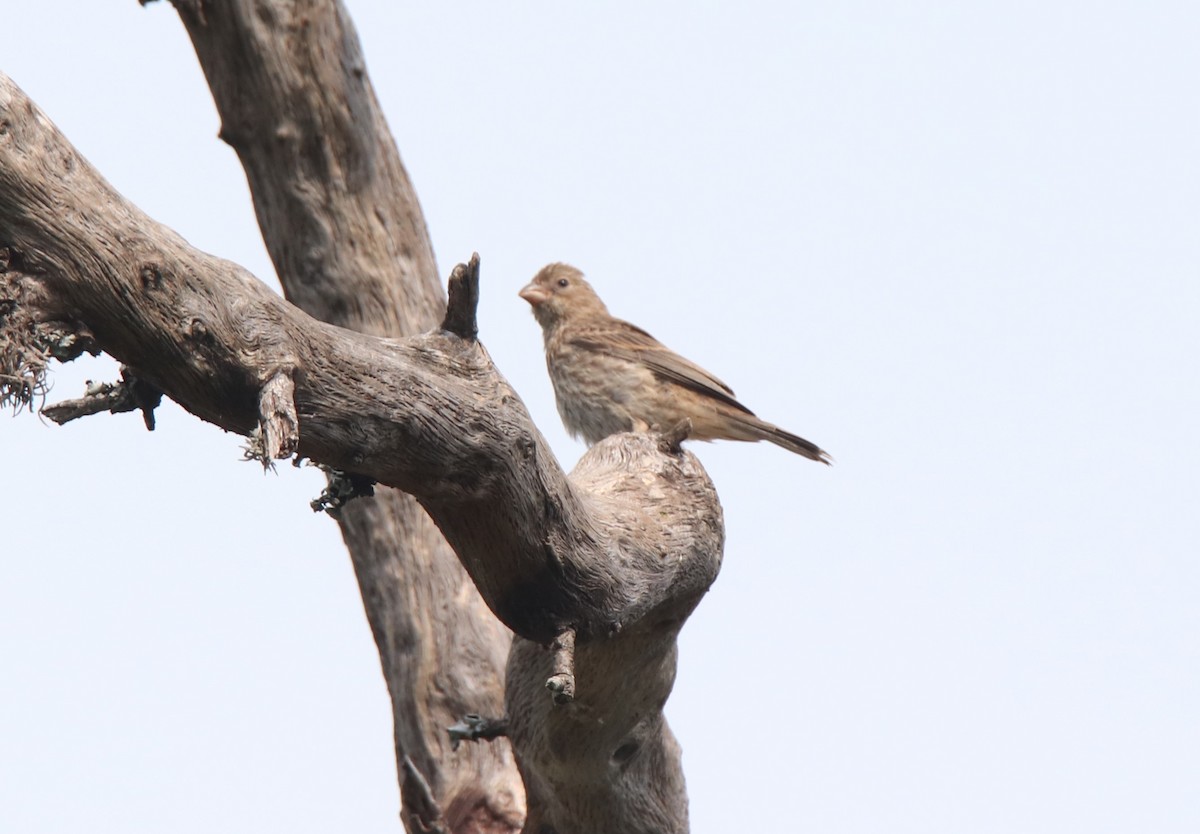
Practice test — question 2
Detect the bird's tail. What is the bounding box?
[747,417,833,465]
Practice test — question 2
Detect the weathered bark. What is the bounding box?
[0,64,721,834]
[166,1,520,831]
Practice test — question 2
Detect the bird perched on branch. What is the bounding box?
[519,263,832,464]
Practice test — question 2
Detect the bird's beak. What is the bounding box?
[518,282,549,306]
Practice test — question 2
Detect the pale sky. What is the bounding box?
[4,3,1199,832]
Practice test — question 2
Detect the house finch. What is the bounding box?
[519,263,832,464]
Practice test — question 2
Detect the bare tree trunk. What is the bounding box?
[162,2,523,831]
[0,5,722,830]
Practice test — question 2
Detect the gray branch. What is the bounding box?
[42,368,162,429]
[0,69,721,834]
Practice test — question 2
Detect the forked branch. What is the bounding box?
[0,71,720,834]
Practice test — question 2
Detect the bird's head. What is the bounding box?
[519,263,609,329]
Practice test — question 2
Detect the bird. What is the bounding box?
[518,263,832,464]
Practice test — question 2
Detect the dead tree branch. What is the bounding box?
[0,68,722,834]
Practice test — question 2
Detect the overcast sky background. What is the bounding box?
[4,2,1199,832]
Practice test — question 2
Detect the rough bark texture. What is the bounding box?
[167,2,521,831]
[0,57,722,834]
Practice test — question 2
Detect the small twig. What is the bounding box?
[0,371,48,415]
[41,367,162,429]
[42,381,124,424]
[545,626,577,705]
[256,368,299,465]
[657,418,693,454]
[446,713,510,751]
[440,252,480,340]
[401,755,447,834]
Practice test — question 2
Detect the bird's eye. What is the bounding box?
[557,278,569,288]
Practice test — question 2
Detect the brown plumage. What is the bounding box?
[519,263,832,464]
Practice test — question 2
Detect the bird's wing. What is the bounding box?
[569,319,756,416]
